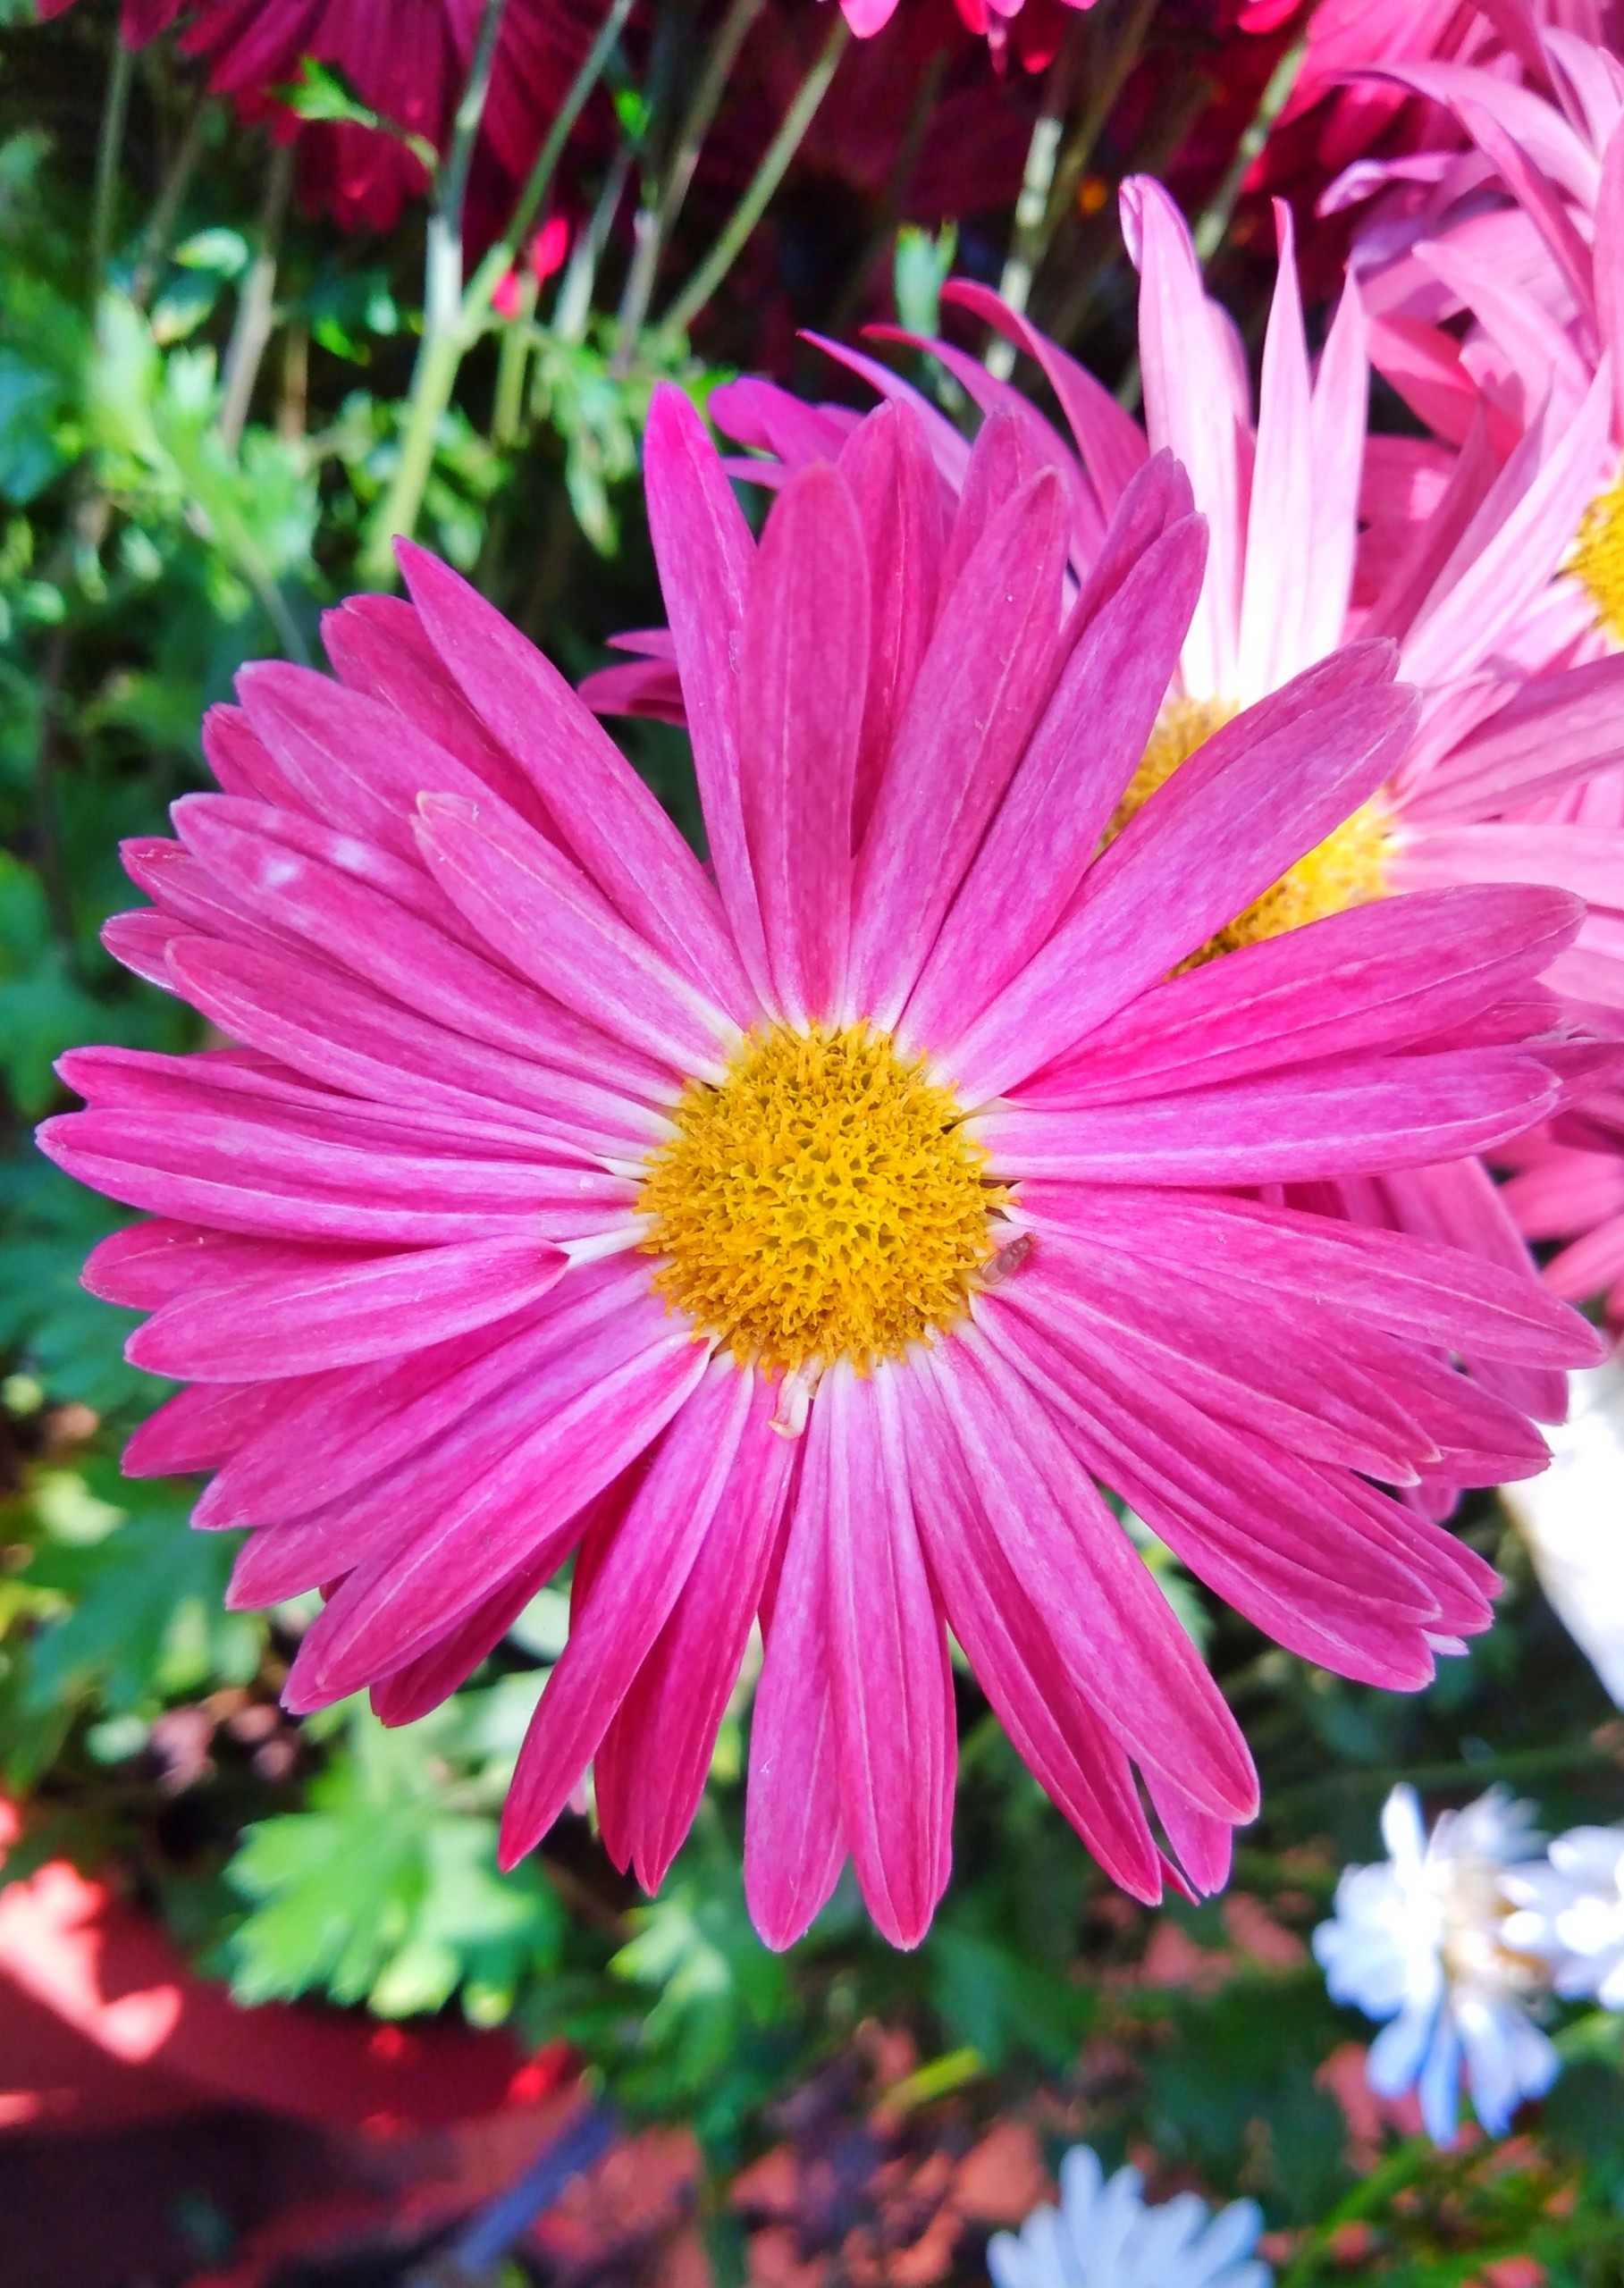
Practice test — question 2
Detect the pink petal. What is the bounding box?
[1022,1182,1600,1365]
[1400,366,1613,693]
[41,1100,631,1246]
[225,1338,617,1608]
[166,936,663,1157]
[82,1216,261,1308]
[985,1303,1448,1689]
[127,1234,567,1380]
[900,1366,1165,1900]
[322,592,547,820]
[413,790,736,1078]
[1016,884,1582,1109]
[925,1331,1258,1821]
[396,543,756,1020]
[282,1319,709,1710]
[1144,1771,1234,1897]
[846,470,1068,1029]
[939,279,1149,516]
[172,799,671,1102]
[234,659,500,870]
[945,645,1418,1101]
[1237,202,1315,699]
[643,385,771,1002]
[1120,176,1242,694]
[498,1358,755,1865]
[123,1380,301,1477]
[737,463,869,1022]
[1403,653,1624,822]
[974,1049,1556,1186]
[370,1543,564,1726]
[206,1269,647,1535]
[744,1448,848,1952]
[595,1372,795,1891]
[837,403,947,849]
[901,484,1206,1054]
[1398,822,1624,911]
[819,1363,954,1948]
[102,908,184,990]
[1302,276,1369,667]
[1595,115,1624,433]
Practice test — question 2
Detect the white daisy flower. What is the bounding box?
[1504,1826,1624,2012]
[1312,1786,1559,2146]
[1500,1363,1624,1710]
[987,2144,1270,2288]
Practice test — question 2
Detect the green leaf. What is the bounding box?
[18,1469,259,1724]
[0,1156,163,1413]
[274,58,439,175]
[927,1897,1093,2069]
[893,224,958,341]
[226,1707,560,2021]
[0,854,109,1113]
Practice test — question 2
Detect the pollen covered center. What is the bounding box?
[1569,469,1624,643]
[638,1023,1007,1374]
[1112,696,1391,963]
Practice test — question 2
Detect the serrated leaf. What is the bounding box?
[226,1708,560,2019]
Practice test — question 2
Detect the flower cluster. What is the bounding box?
[1316,1785,1624,2144]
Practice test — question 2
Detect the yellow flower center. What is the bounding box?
[638,1023,1007,1374]
[1569,469,1624,642]
[1112,696,1391,963]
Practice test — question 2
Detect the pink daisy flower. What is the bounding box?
[592,179,1624,1418]
[42,387,1598,1948]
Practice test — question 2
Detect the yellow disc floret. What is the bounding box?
[1569,469,1624,643]
[638,1023,1007,1374]
[1110,694,1391,965]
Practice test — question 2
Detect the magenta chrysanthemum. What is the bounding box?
[40,0,607,231]
[41,387,1603,1950]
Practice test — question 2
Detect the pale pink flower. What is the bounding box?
[43,390,1598,1947]
[1328,21,1624,498]
[1250,0,1624,189]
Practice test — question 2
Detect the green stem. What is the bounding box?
[1046,0,1161,237]
[1192,30,1308,266]
[1277,2137,1434,2288]
[441,0,509,256]
[612,0,766,365]
[358,0,509,586]
[220,142,294,450]
[828,43,947,340]
[130,97,214,312]
[987,18,1089,377]
[32,626,80,966]
[480,0,640,292]
[656,13,851,345]
[554,142,634,344]
[91,38,135,290]
[491,280,538,447]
